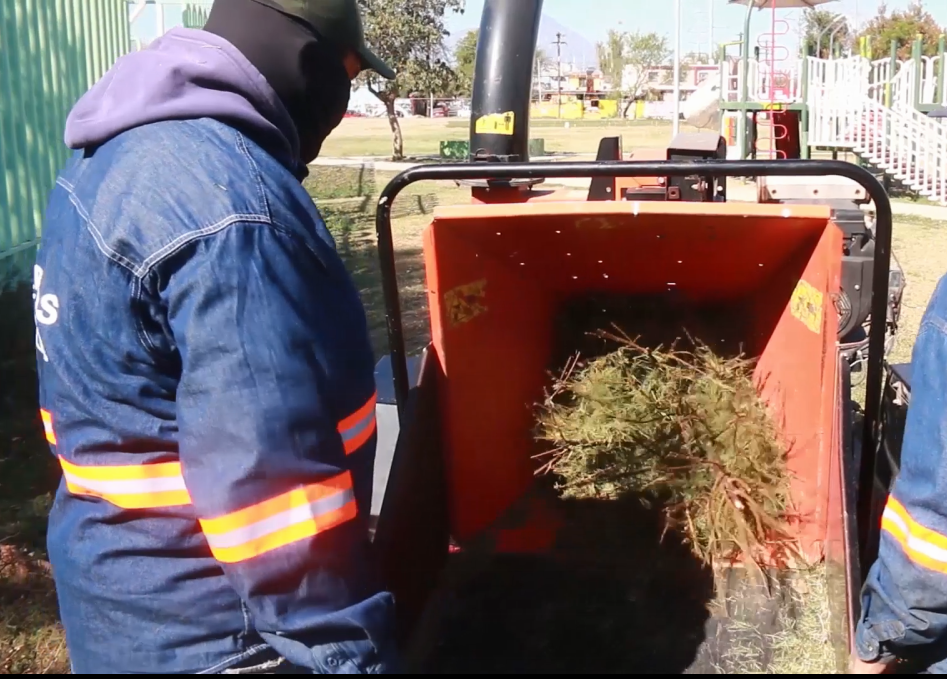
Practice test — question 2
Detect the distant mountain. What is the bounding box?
[536,16,598,69]
[446,12,598,70]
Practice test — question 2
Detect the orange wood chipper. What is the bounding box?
[366,1,908,673]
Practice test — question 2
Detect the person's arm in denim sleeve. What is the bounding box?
[855,275,947,665]
[162,220,397,673]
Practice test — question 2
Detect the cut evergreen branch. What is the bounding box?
[534,328,798,568]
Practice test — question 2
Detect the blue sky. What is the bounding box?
[445,0,947,59]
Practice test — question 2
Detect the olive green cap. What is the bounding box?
[251,0,396,79]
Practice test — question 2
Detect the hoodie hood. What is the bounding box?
[64,28,305,176]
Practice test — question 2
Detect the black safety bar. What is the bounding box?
[374,159,893,563]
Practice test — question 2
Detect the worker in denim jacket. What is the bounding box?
[853,273,947,674]
[34,0,399,673]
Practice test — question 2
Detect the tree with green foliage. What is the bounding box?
[857,1,945,60]
[801,8,852,58]
[453,29,479,97]
[451,31,556,102]
[357,0,465,160]
[596,30,670,116]
[596,29,628,91]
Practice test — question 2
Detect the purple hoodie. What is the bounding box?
[64,27,301,170]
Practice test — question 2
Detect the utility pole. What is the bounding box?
[553,32,567,119]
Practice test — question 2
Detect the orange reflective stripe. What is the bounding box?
[58,456,192,509]
[199,471,357,563]
[881,496,947,575]
[337,392,377,455]
[40,409,56,444]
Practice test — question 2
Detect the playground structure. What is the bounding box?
[716,0,947,206]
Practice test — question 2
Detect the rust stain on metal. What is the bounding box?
[444,279,488,327]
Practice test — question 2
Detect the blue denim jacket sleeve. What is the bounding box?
[856,274,947,663]
[161,220,397,673]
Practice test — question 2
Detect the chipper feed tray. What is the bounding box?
[370,161,892,674]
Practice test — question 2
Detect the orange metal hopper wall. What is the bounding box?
[422,201,842,561]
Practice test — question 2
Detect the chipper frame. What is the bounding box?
[365,0,899,673]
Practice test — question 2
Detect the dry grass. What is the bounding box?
[709,565,837,675]
[768,565,838,674]
[0,353,65,675]
[303,167,468,356]
[0,546,67,675]
[888,217,947,365]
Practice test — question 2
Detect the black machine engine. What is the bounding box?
[664,132,728,202]
[587,133,904,355]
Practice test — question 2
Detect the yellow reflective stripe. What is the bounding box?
[40,409,56,444]
[882,496,947,575]
[199,472,357,563]
[337,392,377,455]
[58,456,192,509]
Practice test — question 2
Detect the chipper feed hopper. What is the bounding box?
[366,1,900,673]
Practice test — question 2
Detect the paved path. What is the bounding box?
[311,157,947,221]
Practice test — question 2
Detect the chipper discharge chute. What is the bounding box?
[367,1,896,674]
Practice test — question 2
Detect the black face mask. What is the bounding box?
[205,0,352,165]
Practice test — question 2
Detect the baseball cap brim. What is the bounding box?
[358,46,396,80]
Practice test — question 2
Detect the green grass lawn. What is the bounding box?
[320,117,691,159]
[1,165,944,673]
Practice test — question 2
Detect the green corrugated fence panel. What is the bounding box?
[0,0,130,291]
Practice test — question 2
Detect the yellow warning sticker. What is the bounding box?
[790,279,823,334]
[444,279,488,327]
[763,103,784,111]
[475,111,515,136]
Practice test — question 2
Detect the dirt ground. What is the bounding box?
[1,163,945,673]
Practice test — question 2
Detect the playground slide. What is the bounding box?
[681,71,721,131]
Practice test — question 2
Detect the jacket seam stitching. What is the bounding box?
[235,133,272,221]
[270,219,324,262]
[920,315,947,339]
[198,644,271,675]
[136,213,271,277]
[56,178,140,275]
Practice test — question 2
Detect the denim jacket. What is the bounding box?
[856,272,947,670]
[34,28,396,674]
